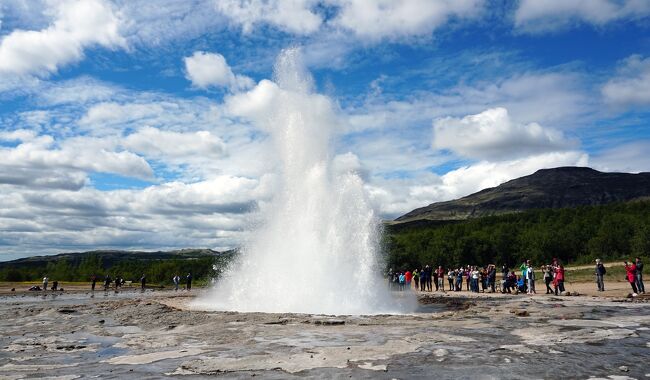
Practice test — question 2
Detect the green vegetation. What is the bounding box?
[0,251,235,285]
[385,201,650,270]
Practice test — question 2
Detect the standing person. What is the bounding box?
[91,275,97,291]
[465,266,471,291]
[447,269,455,291]
[432,266,439,291]
[471,267,480,292]
[42,276,48,292]
[186,272,192,291]
[425,265,433,292]
[554,264,565,295]
[456,268,463,291]
[526,265,536,294]
[140,274,146,291]
[625,261,638,296]
[413,269,420,291]
[543,265,553,294]
[173,274,180,291]
[420,265,431,292]
[104,275,111,291]
[635,257,645,294]
[595,259,606,292]
[398,272,405,291]
[501,264,509,293]
[436,266,445,292]
[487,265,496,293]
[404,270,412,290]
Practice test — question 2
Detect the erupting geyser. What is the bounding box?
[194,48,409,315]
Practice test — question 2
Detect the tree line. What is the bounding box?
[0,253,233,285]
[383,201,650,270]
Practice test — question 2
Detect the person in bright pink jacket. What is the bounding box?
[625,261,638,295]
[553,265,565,295]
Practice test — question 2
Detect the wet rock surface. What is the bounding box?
[1,290,649,379]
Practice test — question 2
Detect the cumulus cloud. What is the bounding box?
[124,127,227,162]
[331,0,484,40]
[0,0,125,77]
[347,71,591,134]
[0,175,268,256]
[602,55,650,107]
[514,0,650,33]
[432,107,577,160]
[215,0,322,34]
[0,132,153,190]
[183,51,254,91]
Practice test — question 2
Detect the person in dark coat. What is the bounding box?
[595,259,606,292]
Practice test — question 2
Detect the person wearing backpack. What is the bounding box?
[595,259,606,292]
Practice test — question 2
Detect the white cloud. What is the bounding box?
[602,55,650,107]
[0,133,153,190]
[591,140,650,173]
[347,71,591,134]
[124,126,227,162]
[0,175,268,256]
[0,0,125,76]
[215,0,322,34]
[183,51,254,91]
[331,0,484,40]
[432,107,576,160]
[515,0,650,33]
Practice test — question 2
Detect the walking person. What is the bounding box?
[173,274,180,291]
[635,257,645,294]
[595,259,606,292]
[140,274,146,291]
[625,261,639,296]
[91,275,97,291]
[42,276,48,292]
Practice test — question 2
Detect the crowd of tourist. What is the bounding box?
[388,257,645,297]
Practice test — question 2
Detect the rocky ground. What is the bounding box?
[0,289,649,379]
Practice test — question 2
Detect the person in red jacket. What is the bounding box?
[404,270,412,289]
[624,261,638,296]
[553,264,565,295]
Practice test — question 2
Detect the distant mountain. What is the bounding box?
[394,167,650,224]
[3,248,227,268]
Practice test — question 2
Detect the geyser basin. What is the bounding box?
[193,48,414,315]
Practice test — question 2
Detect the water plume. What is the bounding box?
[194,48,411,315]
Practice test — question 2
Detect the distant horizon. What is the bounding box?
[1,1,650,259]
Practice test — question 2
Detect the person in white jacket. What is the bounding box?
[526,265,536,294]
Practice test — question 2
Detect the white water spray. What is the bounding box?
[194,49,410,315]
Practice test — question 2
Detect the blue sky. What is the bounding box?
[0,0,649,260]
